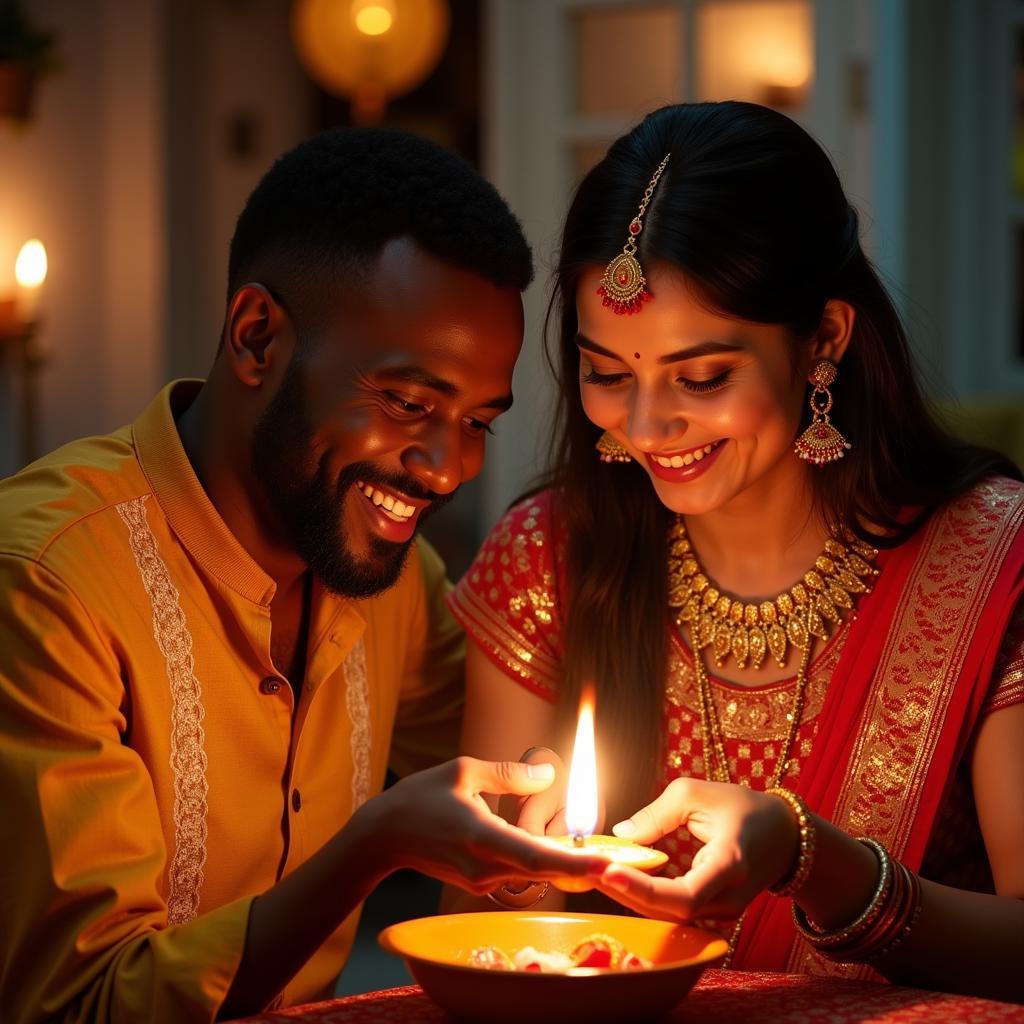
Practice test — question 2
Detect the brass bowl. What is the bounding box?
[378,910,727,1024]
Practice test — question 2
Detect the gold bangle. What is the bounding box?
[486,879,550,909]
[766,787,815,898]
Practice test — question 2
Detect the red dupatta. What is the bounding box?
[733,477,1024,977]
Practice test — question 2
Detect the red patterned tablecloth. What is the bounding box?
[233,970,1024,1023]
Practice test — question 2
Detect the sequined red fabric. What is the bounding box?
[448,490,1024,885]
[231,973,1024,1023]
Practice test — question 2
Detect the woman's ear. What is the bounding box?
[809,299,855,369]
[221,284,290,388]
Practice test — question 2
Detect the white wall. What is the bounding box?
[165,0,313,380]
[0,0,166,473]
[0,0,312,477]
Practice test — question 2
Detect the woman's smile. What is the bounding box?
[644,439,728,481]
[576,263,805,516]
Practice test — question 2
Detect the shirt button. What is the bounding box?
[259,677,282,695]
[292,788,302,812]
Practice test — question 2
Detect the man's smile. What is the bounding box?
[356,479,423,523]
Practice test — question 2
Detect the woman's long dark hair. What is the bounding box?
[535,102,1019,822]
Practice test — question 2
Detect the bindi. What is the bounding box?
[633,352,640,360]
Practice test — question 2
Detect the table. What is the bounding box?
[233,969,1024,1022]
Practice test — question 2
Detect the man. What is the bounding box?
[0,129,601,1021]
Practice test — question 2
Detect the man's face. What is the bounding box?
[252,238,524,598]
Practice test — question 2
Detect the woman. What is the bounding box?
[447,102,1024,1000]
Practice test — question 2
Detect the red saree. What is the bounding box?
[735,477,1024,976]
[449,477,1024,980]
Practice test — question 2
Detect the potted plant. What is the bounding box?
[0,0,59,121]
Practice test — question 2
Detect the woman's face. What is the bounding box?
[575,262,809,516]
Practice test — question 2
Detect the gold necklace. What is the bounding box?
[667,517,878,670]
[690,608,813,790]
[691,609,815,968]
[691,617,812,967]
[667,517,877,966]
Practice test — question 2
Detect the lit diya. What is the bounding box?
[542,689,667,892]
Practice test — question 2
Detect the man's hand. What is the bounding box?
[354,756,609,893]
[498,747,568,837]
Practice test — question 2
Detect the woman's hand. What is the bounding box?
[352,756,609,893]
[592,777,799,921]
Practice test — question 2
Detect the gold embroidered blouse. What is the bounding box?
[449,489,1024,884]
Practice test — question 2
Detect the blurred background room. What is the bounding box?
[1,0,1022,994]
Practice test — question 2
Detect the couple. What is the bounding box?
[0,103,1020,1021]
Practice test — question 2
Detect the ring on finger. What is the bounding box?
[486,879,550,909]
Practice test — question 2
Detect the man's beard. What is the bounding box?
[251,357,453,598]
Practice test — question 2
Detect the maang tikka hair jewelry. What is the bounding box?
[794,359,852,466]
[597,153,670,315]
[596,431,632,463]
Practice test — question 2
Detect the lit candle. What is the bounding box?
[544,688,667,891]
[15,239,47,324]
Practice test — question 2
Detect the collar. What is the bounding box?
[132,379,277,606]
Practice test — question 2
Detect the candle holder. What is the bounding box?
[2,239,49,468]
[0,313,45,467]
[543,834,668,892]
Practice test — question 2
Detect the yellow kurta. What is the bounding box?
[0,381,464,1022]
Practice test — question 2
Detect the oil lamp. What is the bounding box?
[544,689,667,891]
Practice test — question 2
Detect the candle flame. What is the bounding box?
[15,240,47,289]
[565,687,598,839]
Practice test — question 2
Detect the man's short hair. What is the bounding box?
[227,128,533,336]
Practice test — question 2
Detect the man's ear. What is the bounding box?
[808,299,855,370]
[222,284,290,388]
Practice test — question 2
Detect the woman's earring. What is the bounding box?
[596,432,632,463]
[794,359,852,466]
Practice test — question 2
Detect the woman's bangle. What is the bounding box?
[486,879,550,909]
[792,836,891,948]
[871,863,922,960]
[792,837,922,963]
[841,860,923,962]
[766,787,816,898]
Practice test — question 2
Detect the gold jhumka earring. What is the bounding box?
[597,153,670,315]
[595,432,632,463]
[794,359,852,466]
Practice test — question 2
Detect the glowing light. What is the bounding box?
[15,239,47,289]
[292,0,448,124]
[352,0,395,36]
[565,688,599,839]
[696,1,812,107]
